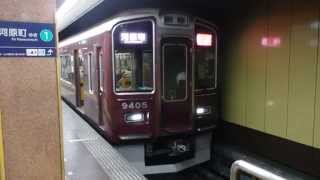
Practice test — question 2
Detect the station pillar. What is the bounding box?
[0,0,63,180]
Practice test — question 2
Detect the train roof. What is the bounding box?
[59,8,218,48]
[59,9,161,47]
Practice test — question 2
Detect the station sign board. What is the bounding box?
[0,21,56,57]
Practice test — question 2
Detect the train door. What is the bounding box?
[161,38,192,133]
[81,48,102,126]
[96,47,104,126]
[74,49,85,107]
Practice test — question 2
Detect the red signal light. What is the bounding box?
[261,37,281,47]
[196,33,212,47]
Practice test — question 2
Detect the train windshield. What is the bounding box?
[113,20,154,93]
[195,25,217,90]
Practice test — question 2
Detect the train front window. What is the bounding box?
[195,25,217,90]
[113,20,154,93]
[163,44,187,101]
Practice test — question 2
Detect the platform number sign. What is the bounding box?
[40,29,54,42]
[0,21,56,57]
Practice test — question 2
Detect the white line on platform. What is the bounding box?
[68,138,97,143]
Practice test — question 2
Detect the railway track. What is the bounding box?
[146,162,226,180]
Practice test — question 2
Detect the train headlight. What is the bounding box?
[125,112,144,123]
[196,106,211,116]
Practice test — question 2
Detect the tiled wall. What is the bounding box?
[223,0,320,148]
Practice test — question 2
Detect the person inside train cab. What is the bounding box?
[117,70,132,90]
[176,71,186,99]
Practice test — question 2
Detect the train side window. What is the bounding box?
[113,20,154,93]
[70,55,74,73]
[99,51,104,92]
[61,55,74,85]
[86,53,93,94]
[195,24,217,90]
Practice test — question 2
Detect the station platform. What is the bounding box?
[62,102,146,180]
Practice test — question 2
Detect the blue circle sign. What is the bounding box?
[40,29,53,42]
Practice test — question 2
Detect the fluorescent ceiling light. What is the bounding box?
[56,0,103,32]
[56,0,77,21]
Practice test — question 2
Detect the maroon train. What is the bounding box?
[59,9,219,173]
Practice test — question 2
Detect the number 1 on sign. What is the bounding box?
[44,31,49,40]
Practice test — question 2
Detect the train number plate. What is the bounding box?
[121,102,148,110]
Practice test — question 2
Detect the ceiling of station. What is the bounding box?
[57,0,103,32]
[57,0,246,40]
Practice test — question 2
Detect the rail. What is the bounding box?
[230,160,286,180]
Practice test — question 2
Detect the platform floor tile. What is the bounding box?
[62,102,146,180]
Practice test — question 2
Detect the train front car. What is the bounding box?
[109,11,219,174]
[110,19,156,142]
[59,9,219,175]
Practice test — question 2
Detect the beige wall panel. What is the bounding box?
[223,0,320,148]
[265,0,291,138]
[0,0,62,180]
[223,18,248,126]
[316,50,320,148]
[245,0,268,132]
[0,111,5,180]
[0,60,62,180]
[287,0,319,146]
[315,1,320,149]
[0,0,55,23]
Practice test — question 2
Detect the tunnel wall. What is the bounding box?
[223,0,320,149]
